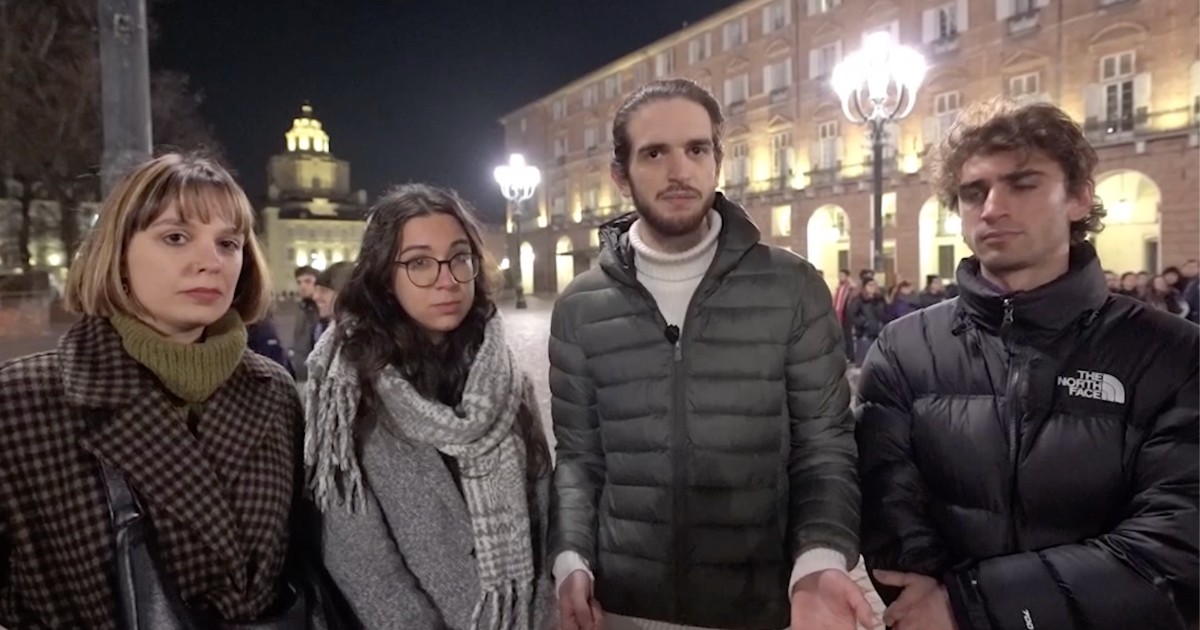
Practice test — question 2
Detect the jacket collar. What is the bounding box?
[59,316,278,409]
[598,192,760,287]
[954,242,1109,334]
[59,316,285,591]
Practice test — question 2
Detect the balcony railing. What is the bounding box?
[805,157,899,187]
[806,166,840,187]
[1081,107,1197,144]
[929,32,960,55]
[723,183,748,200]
[1007,8,1040,35]
[740,175,795,197]
[862,154,900,178]
[765,174,791,192]
[513,214,540,232]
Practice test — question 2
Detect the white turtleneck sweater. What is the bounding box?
[628,209,723,330]
[551,211,877,630]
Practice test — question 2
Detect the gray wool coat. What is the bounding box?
[318,412,554,629]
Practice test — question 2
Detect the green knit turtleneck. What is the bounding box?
[109,310,248,404]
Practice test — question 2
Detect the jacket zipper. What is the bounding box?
[625,273,716,618]
[609,222,724,617]
[1000,298,1025,550]
[623,281,692,619]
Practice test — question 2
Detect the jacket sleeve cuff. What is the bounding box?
[553,551,594,598]
[947,553,1075,630]
[789,548,851,600]
[944,565,995,630]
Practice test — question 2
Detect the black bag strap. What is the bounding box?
[100,460,141,528]
[87,409,142,530]
[85,403,357,630]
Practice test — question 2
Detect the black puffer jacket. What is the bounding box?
[549,195,858,629]
[291,298,320,381]
[849,294,888,339]
[857,243,1199,630]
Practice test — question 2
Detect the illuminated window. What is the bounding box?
[771,206,792,237]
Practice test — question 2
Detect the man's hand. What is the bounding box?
[874,570,958,630]
[558,570,604,630]
[791,569,883,630]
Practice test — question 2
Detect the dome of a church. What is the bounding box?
[285,102,330,153]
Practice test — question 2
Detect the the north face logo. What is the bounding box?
[1057,370,1125,404]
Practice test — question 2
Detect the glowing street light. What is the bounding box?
[832,31,927,273]
[494,153,541,309]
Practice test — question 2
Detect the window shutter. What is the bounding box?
[1083,83,1104,127]
[923,116,940,148]
[996,0,1013,21]
[1133,72,1151,126]
[922,9,938,43]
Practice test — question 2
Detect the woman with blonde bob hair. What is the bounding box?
[0,153,327,629]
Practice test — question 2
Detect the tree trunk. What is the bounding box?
[58,185,81,262]
[15,175,33,271]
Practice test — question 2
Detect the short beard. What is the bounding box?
[630,181,715,238]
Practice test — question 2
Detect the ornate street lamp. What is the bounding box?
[493,153,540,309]
[832,31,927,274]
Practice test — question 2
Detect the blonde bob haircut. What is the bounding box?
[64,153,273,324]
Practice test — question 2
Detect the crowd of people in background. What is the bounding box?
[238,261,357,385]
[270,257,1200,375]
[1104,259,1198,321]
[832,258,1199,365]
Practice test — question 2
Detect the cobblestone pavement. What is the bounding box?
[495,297,557,445]
[0,324,72,363]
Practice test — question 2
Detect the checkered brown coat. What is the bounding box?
[0,316,302,629]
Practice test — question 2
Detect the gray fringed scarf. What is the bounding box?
[304,314,535,630]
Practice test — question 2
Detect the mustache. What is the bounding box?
[657,185,702,199]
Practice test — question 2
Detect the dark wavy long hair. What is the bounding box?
[333,183,550,477]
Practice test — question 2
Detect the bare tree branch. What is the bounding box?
[0,0,221,268]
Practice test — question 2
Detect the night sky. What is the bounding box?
[152,0,740,222]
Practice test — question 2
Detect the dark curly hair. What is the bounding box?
[333,183,550,477]
[932,98,1106,245]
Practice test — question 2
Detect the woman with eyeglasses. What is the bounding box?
[304,183,554,629]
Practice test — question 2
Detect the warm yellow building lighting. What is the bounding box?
[285,103,330,155]
[943,214,961,235]
[771,206,792,237]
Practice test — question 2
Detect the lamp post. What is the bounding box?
[831,31,926,275]
[98,0,152,197]
[493,153,541,310]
